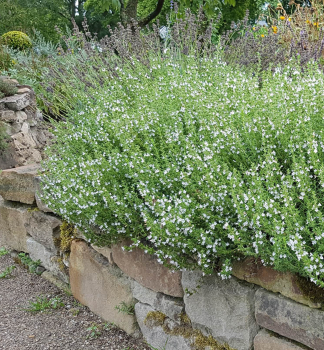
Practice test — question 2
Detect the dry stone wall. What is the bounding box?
[0,81,323,350]
[0,76,53,170]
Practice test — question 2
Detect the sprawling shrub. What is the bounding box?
[41,54,324,287]
[2,31,32,50]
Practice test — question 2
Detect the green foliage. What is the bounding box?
[41,50,324,288]
[17,253,41,274]
[0,45,13,73]
[0,247,9,256]
[2,31,32,50]
[86,324,102,339]
[115,301,135,315]
[25,295,65,312]
[0,0,70,43]
[0,265,16,278]
[0,122,8,151]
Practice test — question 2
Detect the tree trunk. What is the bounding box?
[119,0,165,28]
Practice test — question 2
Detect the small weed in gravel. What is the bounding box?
[0,265,16,278]
[0,247,9,257]
[25,295,65,312]
[17,253,41,274]
[86,323,102,339]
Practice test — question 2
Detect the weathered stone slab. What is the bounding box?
[17,87,31,94]
[11,130,42,165]
[112,241,183,297]
[15,111,28,123]
[254,329,311,350]
[0,164,41,204]
[255,289,324,350]
[69,240,137,335]
[0,197,28,252]
[25,210,61,253]
[3,93,30,110]
[0,110,16,122]
[27,237,69,283]
[182,270,258,350]
[233,257,322,308]
[132,281,184,323]
[91,245,114,265]
[135,302,191,350]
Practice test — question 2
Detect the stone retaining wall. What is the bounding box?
[1,163,323,350]
[0,76,52,170]
[0,82,323,350]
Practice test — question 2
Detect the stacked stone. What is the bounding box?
[0,76,52,170]
[0,164,69,283]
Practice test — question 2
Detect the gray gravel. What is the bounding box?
[0,252,151,350]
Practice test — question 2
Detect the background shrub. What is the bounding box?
[2,31,32,50]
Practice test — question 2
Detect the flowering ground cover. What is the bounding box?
[40,45,324,287]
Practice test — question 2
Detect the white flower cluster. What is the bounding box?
[41,55,324,286]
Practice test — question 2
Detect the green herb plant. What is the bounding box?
[0,247,9,256]
[17,253,41,274]
[0,265,16,278]
[115,301,135,315]
[25,295,64,312]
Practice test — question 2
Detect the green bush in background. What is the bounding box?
[2,31,32,51]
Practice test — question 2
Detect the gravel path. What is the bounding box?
[0,252,151,350]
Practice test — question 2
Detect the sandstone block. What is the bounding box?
[0,164,41,204]
[27,237,69,283]
[0,143,18,170]
[3,93,30,110]
[232,257,322,308]
[25,210,62,253]
[254,329,311,350]
[69,241,137,334]
[182,270,258,350]
[132,281,184,323]
[135,302,191,350]
[17,87,31,94]
[11,132,42,165]
[112,241,183,297]
[0,197,28,252]
[255,289,324,350]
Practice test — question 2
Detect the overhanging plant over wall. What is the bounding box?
[40,12,324,288]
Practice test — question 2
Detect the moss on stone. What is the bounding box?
[295,275,324,307]
[193,331,234,350]
[179,312,192,325]
[144,309,235,350]
[144,311,166,327]
[60,221,76,252]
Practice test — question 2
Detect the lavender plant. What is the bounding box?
[41,52,324,287]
